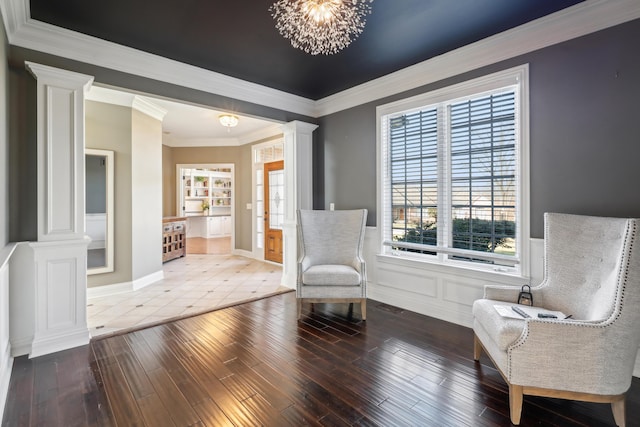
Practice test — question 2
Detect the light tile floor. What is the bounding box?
[87,254,285,338]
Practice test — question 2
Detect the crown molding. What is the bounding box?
[132,97,168,122]
[86,85,167,121]
[3,0,640,119]
[163,137,240,148]
[163,123,283,148]
[237,123,284,145]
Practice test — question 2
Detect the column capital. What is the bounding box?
[25,61,94,92]
[281,120,318,136]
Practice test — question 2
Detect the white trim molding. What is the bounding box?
[0,243,17,423]
[132,96,168,122]
[162,124,284,148]
[2,0,639,118]
[87,270,164,299]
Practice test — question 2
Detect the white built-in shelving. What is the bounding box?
[181,168,232,217]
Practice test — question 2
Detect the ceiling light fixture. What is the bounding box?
[218,114,239,132]
[270,0,373,56]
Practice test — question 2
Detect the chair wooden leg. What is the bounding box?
[360,299,367,320]
[473,334,482,361]
[509,384,523,425]
[611,396,626,427]
[297,299,302,320]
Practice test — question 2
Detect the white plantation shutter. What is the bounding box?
[381,76,525,270]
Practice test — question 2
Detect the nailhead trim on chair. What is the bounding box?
[507,218,638,381]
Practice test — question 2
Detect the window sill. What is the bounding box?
[375,252,529,284]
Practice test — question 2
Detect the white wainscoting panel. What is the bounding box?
[29,239,91,358]
[372,254,512,327]
[0,243,17,423]
[442,279,484,307]
[376,262,438,298]
[8,242,35,356]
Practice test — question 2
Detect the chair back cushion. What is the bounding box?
[542,213,630,320]
[297,209,367,268]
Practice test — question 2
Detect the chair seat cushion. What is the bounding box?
[302,265,361,286]
[472,299,526,351]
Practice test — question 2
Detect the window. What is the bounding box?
[378,65,529,274]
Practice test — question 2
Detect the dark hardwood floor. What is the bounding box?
[4,292,640,426]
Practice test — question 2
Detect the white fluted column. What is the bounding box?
[281,121,318,290]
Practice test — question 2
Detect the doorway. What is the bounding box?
[264,160,284,263]
[177,163,234,255]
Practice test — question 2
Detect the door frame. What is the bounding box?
[251,139,284,261]
[264,160,285,263]
[176,163,235,251]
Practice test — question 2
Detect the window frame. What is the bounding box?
[376,65,530,277]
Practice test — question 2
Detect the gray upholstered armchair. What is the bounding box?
[472,213,640,426]
[296,209,368,320]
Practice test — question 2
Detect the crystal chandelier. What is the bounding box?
[270,0,373,55]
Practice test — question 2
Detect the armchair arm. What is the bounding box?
[508,319,635,395]
[297,256,311,290]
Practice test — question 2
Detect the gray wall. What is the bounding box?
[0,18,7,248]
[317,18,640,238]
[8,63,36,242]
[86,101,133,287]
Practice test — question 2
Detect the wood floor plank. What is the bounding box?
[4,292,640,427]
[191,398,235,427]
[146,367,202,425]
[93,341,146,426]
[224,358,293,412]
[107,335,155,399]
[3,356,34,426]
[136,393,177,427]
[88,347,117,427]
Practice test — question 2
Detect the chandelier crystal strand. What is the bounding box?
[270,0,373,55]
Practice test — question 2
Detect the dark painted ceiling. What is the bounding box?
[30,0,585,100]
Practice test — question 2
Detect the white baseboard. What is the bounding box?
[231,249,254,259]
[132,270,164,291]
[87,281,131,299]
[30,328,90,359]
[9,336,33,357]
[0,339,12,424]
[87,270,164,299]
